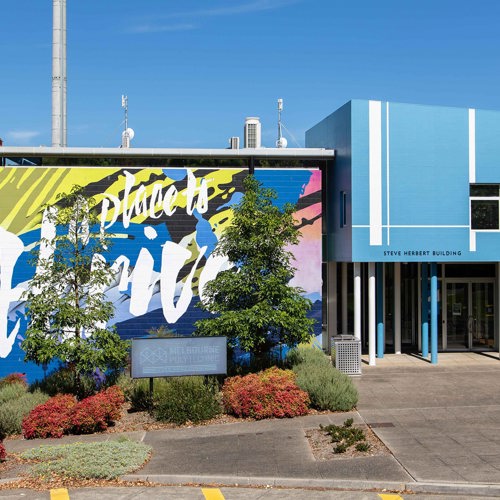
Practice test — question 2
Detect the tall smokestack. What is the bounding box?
[52,0,67,147]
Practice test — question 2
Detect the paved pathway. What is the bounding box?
[356,352,500,485]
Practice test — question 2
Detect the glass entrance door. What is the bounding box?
[470,283,495,349]
[445,281,495,350]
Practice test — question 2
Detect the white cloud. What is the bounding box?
[5,130,41,144]
[163,0,299,19]
[129,0,299,34]
[129,23,196,34]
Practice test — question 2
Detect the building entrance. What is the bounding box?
[444,280,495,350]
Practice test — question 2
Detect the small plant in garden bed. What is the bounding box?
[320,419,371,454]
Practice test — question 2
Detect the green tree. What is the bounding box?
[21,186,129,396]
[195,175,315,358]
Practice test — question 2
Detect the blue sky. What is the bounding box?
[2,0,500,148]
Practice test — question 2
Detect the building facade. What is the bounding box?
[307,100,500,364]
[0,150,328,380]
[2,99,500,379]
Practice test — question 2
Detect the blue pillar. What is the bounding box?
[430,262,438,364]
[376,263,384,358]
[421,263,429,358]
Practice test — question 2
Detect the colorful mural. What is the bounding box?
[0,166,322,380]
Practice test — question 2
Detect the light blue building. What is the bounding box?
[307,100,500,365]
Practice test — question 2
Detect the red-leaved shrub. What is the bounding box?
[0,372,27,388]
[222,367,310,419]
[22,394,76,439]
[71,386,125,434]
[0,442,6,462]
[22,386,125,439]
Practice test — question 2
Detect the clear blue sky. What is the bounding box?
[2,0,500,148]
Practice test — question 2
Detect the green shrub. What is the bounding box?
[21,439,151,480]
[287,346,358,411]
[0,382,27,405]
[125,377,173,411]
[154,377,221,425]
[0,390,49,437]
[286,345,331,369]
[29,366,97,399]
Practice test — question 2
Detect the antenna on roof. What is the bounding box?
[276,98,287,148]
[121,95,134,148]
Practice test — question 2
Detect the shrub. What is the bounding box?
[0,382,28,405]
[287,346,358,411]
[0,372,27,389]
[0,390,49,437]
[22,394,77,439]
[154,377,221,425]
[0,442,6,462]
[222,367,309,419]
[22,386,125,438]
[125,377,174,412]
[70,386,125,434]
[29,366,97,399]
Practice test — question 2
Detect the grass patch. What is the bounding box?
[20,439,151,480]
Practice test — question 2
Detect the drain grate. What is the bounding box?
[367,422,395,428]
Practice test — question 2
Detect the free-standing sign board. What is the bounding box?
[131,336,227,378]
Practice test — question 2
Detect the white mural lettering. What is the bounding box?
[0,228,25,358]
[101,170,208,229]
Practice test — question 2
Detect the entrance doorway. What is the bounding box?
[444,280,495,350]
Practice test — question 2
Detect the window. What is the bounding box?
[340,191,347,227]
[470,184,500,230]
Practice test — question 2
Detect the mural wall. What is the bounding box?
[0,166,322,380]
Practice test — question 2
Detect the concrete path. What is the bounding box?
[356,352,500,488]
[4,352,500,497]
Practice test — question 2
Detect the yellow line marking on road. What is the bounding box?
[50,489,70,500]
[202,487,225,500]
[378,494,403,500]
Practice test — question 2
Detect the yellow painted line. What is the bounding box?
[202,488,225,500]
[378,494,403,500]
[50,489,70,500]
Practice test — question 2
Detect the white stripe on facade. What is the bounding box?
[369,100,383,245]
[470,230,476,252]
[469,108,476,183]
[386,102,391,245]
[353,224,469,228]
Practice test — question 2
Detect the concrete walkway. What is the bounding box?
[3,352,500,497]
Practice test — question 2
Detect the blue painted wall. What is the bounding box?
[308,100,500,263]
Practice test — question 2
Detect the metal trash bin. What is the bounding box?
[332,335,361,375]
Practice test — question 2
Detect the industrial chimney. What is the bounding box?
[52,0,67,147]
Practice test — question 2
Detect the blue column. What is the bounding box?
[376,263,384,358]
[430,262,438,364]
[421,263,429,358]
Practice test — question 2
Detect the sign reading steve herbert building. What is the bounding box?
[131,336,227,378]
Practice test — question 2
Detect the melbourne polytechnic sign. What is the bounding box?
[131,336,227,378]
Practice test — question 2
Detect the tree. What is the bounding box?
[195,175,315,358]
[21,186,129,395]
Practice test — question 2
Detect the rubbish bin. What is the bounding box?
[331,335,361,375]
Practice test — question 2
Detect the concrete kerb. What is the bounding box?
[122,474,500,497]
